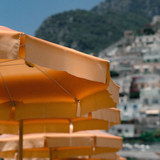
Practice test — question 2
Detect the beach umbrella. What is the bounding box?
[2,153,123,160]
[0,131,122,159]
[0,108,120,134]
[0,26,120,160]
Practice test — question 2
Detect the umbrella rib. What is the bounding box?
[35,65,80,102]
[0,59,19,64]
[0,63,24,67]
[0,73,15,107]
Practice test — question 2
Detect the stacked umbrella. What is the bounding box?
[0,26,122,160]
[0,131,122,159]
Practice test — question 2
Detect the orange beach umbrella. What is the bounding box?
[0,131,122,159]
[3,155,125,160]
[0,108,120,134]
[0,26,120,160]
[0,26,119,120]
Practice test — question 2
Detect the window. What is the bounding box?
[154,59,158,62]
[152,99,158,104]
[143,98,148,105]
[144,68,148,73]
[135,68,139,74]
[154,67,157,72]
[124,105,127,111]
[124,73,127,77]
[141,84,144,88]
[133,105,137,109]
[117,129,122,133]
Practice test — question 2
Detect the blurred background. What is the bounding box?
[1,0,160,159]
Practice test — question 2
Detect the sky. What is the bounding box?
[1,0,104,36]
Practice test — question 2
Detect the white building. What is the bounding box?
[140,87,160,106]
[117,99,141,121]
[109,124,135,137]
[127,34,160,53]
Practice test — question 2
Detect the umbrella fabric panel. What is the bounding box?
[0,150,15,158]
[7,147,119,159]
[21,147,93,159]
[107,79,119,104]
[72,118,116,132]
[91,108,121,123]
[23,118,70,134]
[80,90,116,116]
[0,121,18,134]
[25,35,108,84]
[94,147,120,155]
[0,28,21,59]
[0,102,12,121]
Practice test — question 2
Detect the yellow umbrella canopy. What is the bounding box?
[0,26,119,121]
[0,108,121,134]
[0,131,123,159]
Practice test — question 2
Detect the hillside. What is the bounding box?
[35,10,123,55]
[35,0,160,55]
[92,0,160,18]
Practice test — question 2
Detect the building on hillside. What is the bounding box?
[109,124,135,138]
[113,76,132,96]
[140,87,160,107]
[109,99,142,138]
[133,63,160,74]
[124,30,135,45]
[130,74,160,96]
[98,38,127,58]
[126,34,160,53]
[108,55,142,77]
[139,109,160,129]
[117,99,141,122]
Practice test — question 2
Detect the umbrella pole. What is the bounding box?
[49,148,53,160]
[19,120,23,160]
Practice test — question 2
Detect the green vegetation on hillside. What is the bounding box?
[92,0,160,19]
[35,9,149,55]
